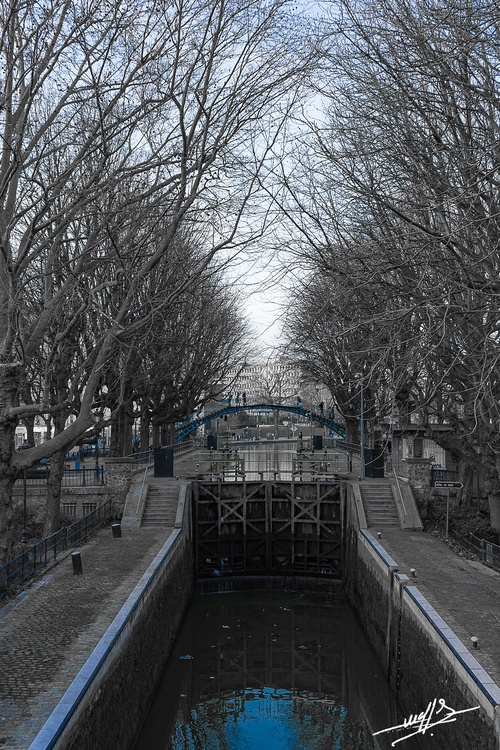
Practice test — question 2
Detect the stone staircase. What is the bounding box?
[141,482,180,527]
[360,483,400,528]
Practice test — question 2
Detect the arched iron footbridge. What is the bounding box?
[176,400,346,441]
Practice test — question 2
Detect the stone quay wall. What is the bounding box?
[30,489,194,750]
[344,482,500,750]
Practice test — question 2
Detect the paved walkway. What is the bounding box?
[374,526,500,686]
[1,469,499,748]
[0,526,171,749]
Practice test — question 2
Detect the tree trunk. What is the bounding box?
[23,416,36,447]
[152,424,161,449]
[0,473,17,563]
[110,406,133,457]
[0,366,22,562]
[162,423,176,446]
[344,416,359,444]
[484,465,500,539]
[43,448,66,536]
[456,462,475,508]
[140,414,151,453]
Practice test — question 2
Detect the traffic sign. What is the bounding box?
[434,481,463,488]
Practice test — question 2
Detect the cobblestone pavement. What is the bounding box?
[0,527,170,749]
[377,527,500,686]
[2,472,500,749]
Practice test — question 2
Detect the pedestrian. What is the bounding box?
[318,401,324,416]
[297,395,302,408]
[236,393,240,406]
[242,391,247,406]
[227,394,232,407]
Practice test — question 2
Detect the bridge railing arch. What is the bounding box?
[175,399,346,441]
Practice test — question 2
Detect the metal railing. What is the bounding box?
[62,468,105,486]
[66,501,112,546]
[173,439,195,455]
[392,466,407,517]
[17,467,105,487]
[468,533,500,570]
[0,500,113,599]
[130,449,155,465]
[129,440,195,466]
[426,508,500,572]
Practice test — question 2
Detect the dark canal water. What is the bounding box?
[133,589,421,750]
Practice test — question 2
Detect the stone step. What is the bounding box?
[362,490,392,498]
[361,485,399,528]
[141,484,179,527]
[142,508,177,517]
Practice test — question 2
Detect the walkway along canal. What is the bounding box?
[10,472,500,750]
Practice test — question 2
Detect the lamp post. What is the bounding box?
[18,439,32,543]
[355,374,365,481]
[94,431,100,479]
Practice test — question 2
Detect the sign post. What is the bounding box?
[433,482,463,539]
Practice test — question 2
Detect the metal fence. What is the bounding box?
[468,533,500,570]
[129,440,195,466]
[19,467,105,487]
[0,500,113,599]
[427,508,500,572]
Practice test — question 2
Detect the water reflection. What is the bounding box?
[133,591,421,750]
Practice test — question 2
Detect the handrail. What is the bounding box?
[0,500,113,599]
[469,533,500,571]
[136,466,149,516]
[127,440,195,464]
[176,403,346,441]
[392,466,407,517]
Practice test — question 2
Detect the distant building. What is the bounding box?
[15,416,49,447]
[224,360,303,403]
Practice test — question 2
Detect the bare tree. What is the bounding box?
[279,0,500,528]
[0,0,315,559]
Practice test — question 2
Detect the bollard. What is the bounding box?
[377,532,382,539]
[71,551,83,575]
[471,636,479,649]
[111,523,122,538]
[410,568,416,578]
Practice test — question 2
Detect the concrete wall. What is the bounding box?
[29,490,194,750]
[344,483,500,750]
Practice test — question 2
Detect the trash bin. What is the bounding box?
[313,435,323,451]
[154,446,174,477]
[364,448,385,478]
[207,435,218,451]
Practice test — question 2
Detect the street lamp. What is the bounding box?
[18,439,32,543]
[95,432,100,479]
[355,374,365,481]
